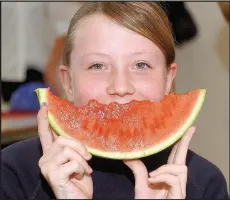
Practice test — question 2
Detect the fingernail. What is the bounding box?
[149,171,156,177]
[89,167,93,174]
[75,164,80,170]
[148,178,153,184]
[86,153,92,160]
[42,102,47,107]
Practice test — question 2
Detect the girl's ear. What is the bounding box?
[165,63,177,94]
[59,65,74,102]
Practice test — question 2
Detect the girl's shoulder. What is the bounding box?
[1,137,54,200]
[186,150,228,198]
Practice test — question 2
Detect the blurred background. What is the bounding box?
[1,1,229,190]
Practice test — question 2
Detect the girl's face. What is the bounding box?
[60,14,177,106]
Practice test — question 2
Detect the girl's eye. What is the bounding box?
[134,62,152,70]
[88,63,106,70]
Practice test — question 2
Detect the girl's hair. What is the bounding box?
[63,2,175,67]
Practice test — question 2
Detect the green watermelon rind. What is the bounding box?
[35,88,206,160]
[35,89,69,138]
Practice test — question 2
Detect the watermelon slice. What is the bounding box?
[35,88,206,160]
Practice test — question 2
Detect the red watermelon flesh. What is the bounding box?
[35,88,206,159]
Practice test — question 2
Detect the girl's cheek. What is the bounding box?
[73,77,107,105]
[133,74,167,101]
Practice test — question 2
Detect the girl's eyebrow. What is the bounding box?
[82,52,109,57]
[81,51,154,57]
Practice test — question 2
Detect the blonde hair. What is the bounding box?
[63,2,175,67]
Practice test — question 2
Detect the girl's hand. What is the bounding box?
[124,126,196,199]
[37,103,93,199]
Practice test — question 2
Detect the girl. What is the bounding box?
[1,2,228,199]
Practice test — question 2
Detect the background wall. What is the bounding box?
[175,2,229,189]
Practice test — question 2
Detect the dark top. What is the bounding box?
[1,137,229,199]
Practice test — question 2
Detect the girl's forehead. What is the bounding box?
[72,14,165,60]
[73,13,111,34]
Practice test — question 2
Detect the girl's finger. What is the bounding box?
[37,103,54,153]
[149,164,187,198]
[173,126,196,165]
[49,160,85,187]
[41,136,91,164]
[51,129,58,140]
[148,174,183,198]
[167,141,180,164]
[52,147,93,174]
[124,160,149,188]
[149,164,187,177]
[55,136,91,161]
